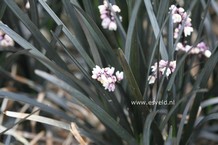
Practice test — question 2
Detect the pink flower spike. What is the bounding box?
[148,60,176,84]
[98,0,121,31]
[91,65,123,92]
[169,5,193,38]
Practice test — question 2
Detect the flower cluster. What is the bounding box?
[170,5,212,58]
[169,5,193,38]
[92,65,123,92]
[0,29,14,47]
[148,60,176,84]
[176,42,211,58]
[98,0,122,31]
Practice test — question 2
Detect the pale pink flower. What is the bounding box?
[195,42,211,57]
[169,5,177,14]
[184,26,193,37]
[101,18,111,29]
[108,21,117,31]
[172,13,182,23]
[112,5,121,12]
[174,28,180,39]
[107,83,116,92]
[98,74,108,84]
[148,75,156,84]
[0,29,14,47]
[204,50,211,58]
[191,47,200,54]
[169,61,176,72]
[25,0,30,9]
[104,67,115,76]
[196,42,208,51]
[116,71,124,81]
[178,7,185,13]
[91,65,103,79]
[160,67,172,77]
[0,34,14,47]
[159,60,168,68]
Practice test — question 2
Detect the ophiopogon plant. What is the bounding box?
[0,0,218,145]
